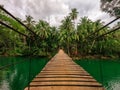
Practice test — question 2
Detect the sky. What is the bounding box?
[0,0,117,27]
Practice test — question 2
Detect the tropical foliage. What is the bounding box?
[100,0,120,17]
[0,7,120,58]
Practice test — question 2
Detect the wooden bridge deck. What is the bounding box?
[25,50,104,90]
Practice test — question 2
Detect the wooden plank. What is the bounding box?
[32,77,96,81]
[25,86,104,90]
[24,49,105,90]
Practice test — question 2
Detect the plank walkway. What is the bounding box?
[25,49,105,90]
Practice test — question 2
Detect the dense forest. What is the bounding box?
[0,3,120,58]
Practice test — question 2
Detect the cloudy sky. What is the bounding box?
[0,0,117,27]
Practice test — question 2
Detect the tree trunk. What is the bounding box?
[75,43,78,57]
[23,36,26,45]
[89,40,95,53]
[67,41,70,56]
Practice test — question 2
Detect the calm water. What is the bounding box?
[75,59,120,90]
[0,57,48,90]
[0,57,120,90]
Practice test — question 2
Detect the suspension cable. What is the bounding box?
[0,20,29,37]
[28,58,31,90]
[95,26,120,39]
[0,6,37,36]
[86,17,120,39]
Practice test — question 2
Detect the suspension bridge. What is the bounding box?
[0,6,120,90]
[25,49,104,90]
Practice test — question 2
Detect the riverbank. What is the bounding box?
[72,54,120,60]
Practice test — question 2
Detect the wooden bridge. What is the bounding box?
[25,49,104,90]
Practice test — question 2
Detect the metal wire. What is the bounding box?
[0,6,37,36]
[86,17,120,39]
[95,26,120,39]
[0,20,29,37]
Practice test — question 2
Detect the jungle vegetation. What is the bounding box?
[0,4,120,58]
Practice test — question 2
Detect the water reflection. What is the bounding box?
[1,58,120,90]
[105,77,120,90]
[0,68,11,90]
[0,57,48,90]
[0,80,9,90]
[75,59,120,90]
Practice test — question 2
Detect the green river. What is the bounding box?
[75,59,120,90]
[0,57,120,90]
[0,57,48,90]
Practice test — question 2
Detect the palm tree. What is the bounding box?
[69,8,78,24]
[48,27,59,53]
[23,15,35,29]
[77,17,94,54]
[35,20,50,39]
[22,15,36,53]
[35,20,51,55]
[23,15,36,45]
[59,16,74,55]
[69,8,79,56]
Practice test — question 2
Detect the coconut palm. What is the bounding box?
[69,8,78,25]
[35,20,51,55]
[59,16,74,55]
[35,20,50,39]
[69,8,79,56]
[23,15,35,29]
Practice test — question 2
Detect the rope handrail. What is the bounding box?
[0,20,29,37]
[0,6,37,36]
[86,17,120,39]
[94,26,120,39]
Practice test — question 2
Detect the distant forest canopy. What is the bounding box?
[0,3,120,58]
[100,0,120,17]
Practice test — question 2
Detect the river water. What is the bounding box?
[0,57,120,90]
[0,57,48,90]
[75,59,120,90]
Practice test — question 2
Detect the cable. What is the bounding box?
[0,20,29,37]
[28,58,31,90]
[86,17,120,39]
[95,26,120,39]
[0,6,37,36]
[99,60,104,89]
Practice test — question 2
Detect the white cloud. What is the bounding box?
[0,0,117,27]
